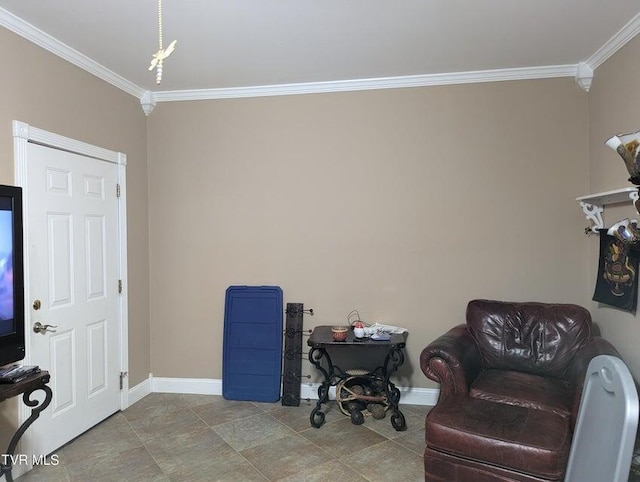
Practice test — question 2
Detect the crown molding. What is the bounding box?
[575,62,594,92]
[587,11,640,69]
[3,2,640,105]
[153,65,577,102]
[0,7,145,99]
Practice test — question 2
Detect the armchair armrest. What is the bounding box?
[566,336,621,428]
[420,324,483,400]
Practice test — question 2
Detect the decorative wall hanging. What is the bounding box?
[593,229,640,312]
[606,131,640,185]
[148,0,177,85]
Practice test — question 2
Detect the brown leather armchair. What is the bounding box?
[420,299,621,482]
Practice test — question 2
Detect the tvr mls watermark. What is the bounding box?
[1,454,59,466]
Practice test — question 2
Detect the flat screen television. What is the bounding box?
[0,185,24,366]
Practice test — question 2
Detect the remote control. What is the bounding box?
[0,365,40,383]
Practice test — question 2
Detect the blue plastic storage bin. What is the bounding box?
[222,286,283,402]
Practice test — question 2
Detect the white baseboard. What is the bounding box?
[152,376,223,395]
[143,377,438,406]
[300,383,438,406]
[397,386,439,406]
[128,373,152,406]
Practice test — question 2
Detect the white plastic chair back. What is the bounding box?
[565,355,639,482]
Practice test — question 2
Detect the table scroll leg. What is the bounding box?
[0,384,53,482]
[383,347,407,431]
[308,347,334,428]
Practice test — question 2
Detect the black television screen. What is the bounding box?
[0,185,24,366]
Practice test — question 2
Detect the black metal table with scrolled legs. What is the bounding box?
[0,371,52,482]
[307,326,407,431]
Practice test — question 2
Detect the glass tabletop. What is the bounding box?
[307,325,406,348]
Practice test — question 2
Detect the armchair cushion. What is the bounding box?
[426,397,571,480]
[470,369,572,417]
[467,300,592,377]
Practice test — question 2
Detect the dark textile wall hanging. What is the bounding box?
[593,229,640,312]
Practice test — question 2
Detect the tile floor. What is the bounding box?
[16,393,429,482]
[15,393,640,481]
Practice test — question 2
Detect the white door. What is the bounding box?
[23,141,122,456]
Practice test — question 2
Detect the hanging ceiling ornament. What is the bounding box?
[148,0,177,85]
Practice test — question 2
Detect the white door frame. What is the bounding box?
[11,120,129,465]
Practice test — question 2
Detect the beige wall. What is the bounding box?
[587,34,640,379]
[0,25,150,441]
[147,78,590,388]
[0,15,610,403]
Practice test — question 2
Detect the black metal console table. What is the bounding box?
[307,326,407,431]
[0,371,52,482]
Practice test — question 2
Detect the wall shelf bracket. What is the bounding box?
[576,187,639,233]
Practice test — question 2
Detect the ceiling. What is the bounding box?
[1,1,640,102]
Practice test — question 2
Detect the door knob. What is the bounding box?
[33,322,57,334]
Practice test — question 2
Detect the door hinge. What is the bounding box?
[119,371,128,390]
[116,183,121,198]
[118,279,122,294]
